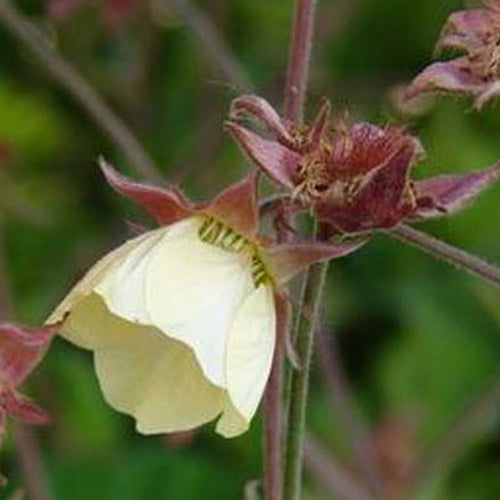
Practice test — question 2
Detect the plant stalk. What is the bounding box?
[390,224,500,288]
[284,0,318,123]
[263,343,284,500]
[282,0,320,498]
[284,260,328,500]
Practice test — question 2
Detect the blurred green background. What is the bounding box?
[0,0,499,498]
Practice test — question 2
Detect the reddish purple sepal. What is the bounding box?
[412,163,500,219]
[0,323,58,387]
[262,239,367,286]
[99,158,263,240]
[99,157,194,225]
[202,173,259,238]
[0,323,57,454]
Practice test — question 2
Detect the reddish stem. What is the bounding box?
[263,344,283,500]
[284,0,318,124]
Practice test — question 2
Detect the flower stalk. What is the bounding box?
[284,257,329,500]
[389,224,500,288]
[284,0,318,123]
[263,343,283,500]
[282,0,325,499]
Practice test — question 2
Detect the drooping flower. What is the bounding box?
[226,95,500,235]
[47,160,362,438]
[0,323,57,449]
[404,0,500,110]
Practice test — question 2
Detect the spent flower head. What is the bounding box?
[227,95,500,234]
[404,0,500,110]
[47,160,362,438]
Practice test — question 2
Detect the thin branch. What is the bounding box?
[316,322,385,497]
[0,0,162,183]
[304,433,375,500]
[165,0,253,93]
[389,224,500,288]
[284,0,318,123]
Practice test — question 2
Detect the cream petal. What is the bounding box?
[94,230,164,324]
[145,234,254,388]
[48,217,201,326]
[64,294,226,433]
[215,398,249,438]
[95,217,203,324]
[47,229,158,325]
[225,285,276,424]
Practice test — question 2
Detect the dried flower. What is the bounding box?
[404,0,500,109]
[47,160,361,437]
[227,95,500,234]
[0,323,57,449]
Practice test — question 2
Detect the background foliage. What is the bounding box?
[0,0,499,498]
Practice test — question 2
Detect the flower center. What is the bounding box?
[198,216,270,287]
[293,151,331,201]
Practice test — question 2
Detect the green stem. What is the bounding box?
[284,259,329,500]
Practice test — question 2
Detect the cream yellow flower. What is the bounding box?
[48,160,361,437]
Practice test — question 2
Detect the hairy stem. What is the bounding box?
[284,0,317,123]
[389,224,500,288]
[282,0,320,498]
[0,0,162,183]
[263,344,283,500]
[284,260,329,500]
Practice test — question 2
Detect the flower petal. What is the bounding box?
[47,227,167,331]
[95,228,167,325]
[413,162,500,219]
[225,121,299,189]
[0,323,58,386]
[203,173,259,237]
[225,285,276,425]
[145,221,254,387]
[64,294,226,434]
[99,157,193,225]
[215,398,249,438]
